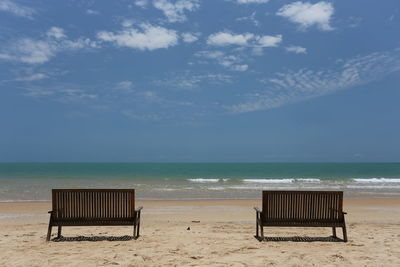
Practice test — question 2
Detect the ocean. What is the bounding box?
[1,163,400,201]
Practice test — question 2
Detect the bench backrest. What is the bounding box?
[262,191,344,222]
[52,189,135,220]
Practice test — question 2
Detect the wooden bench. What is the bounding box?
[254,191,347,242]
[46,189,142,241]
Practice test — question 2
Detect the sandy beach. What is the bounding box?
[0,197,399,266]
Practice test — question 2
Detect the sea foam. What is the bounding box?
[353,178,400,183]
[243,178,321,183]
[188,178,229,183]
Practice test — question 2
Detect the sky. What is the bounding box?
[0,0,400,162]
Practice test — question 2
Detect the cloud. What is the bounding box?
[46,27,66,39]
[134,0,149,7]
[86,9,99,15]
[276,1,334,31]
[194,50,225,59]
[194,50,249,72]
[153,0,199,23]
[236,12,260,27]
[142,91,160,102]
[286,45,307,54]
[227,48,400,113]
[23,88,54,97]
[218,55,248,72]
[58,89,97,100]
[182,32,200,43]
[235,0,269,4]
[195,50,225,59]
[15,73,48,82]
[122,110,161,120]
[256,35,282,47]
[207,31,282,48]
[231,64,248,71]
[11,39,55,64]
[115,81,135,92]
[207,32,254,46]
[0,27,98,64]
[0,0,35,18]
[121,19,135,27]
[154,71,233,89]
[97,24,178,51]
[23,87,97,101]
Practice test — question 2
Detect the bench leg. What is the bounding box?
[342,226,348,242]
[332,227,337,238]
[46,224,52,242]
[134,221,140,239]
[260,225,264,240]
[256,219,259,238]
[134,211,141,239]
[136,219,140,238]
[57,226,62,238]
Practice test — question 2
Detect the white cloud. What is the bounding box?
[0,53,14,60]
[153,0,199,23]
[116,81,135,91]
[226,49,400,113]
[194,50,225,59]
[276,1,334,31]
[61,38,99,49]
[97,24,178,51]
[0,27,98,64]
[286,45,307,54]
[0,0,35,18]
[219,55,248,71]
[59,89,97,100]
[207,31,282,48]
[207,32,254,46]
[232,64,248,72]
[46,27,66,39]
[86,9,99,15]
[256,35,282,47]
[142,91,160,102]
[121,19,135,27]
[23,88,54,97]
[122,110,161,120]
[15,73,48,82]
[134,0,149,7]
[22,87,97,101]
[236,12,259,27]
[194,50,249,72]
[12,39,55,64]
[235,0,269,4]
[182,32,200,43]
[154,71,233,89]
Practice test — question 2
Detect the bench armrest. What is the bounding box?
[135,206,143,212]
[254,207,262,213]
[329,208,347,215]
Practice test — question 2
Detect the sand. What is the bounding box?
[1,197,400,266]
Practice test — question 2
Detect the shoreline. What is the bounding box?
[1,196,400,219]
[1,190,400,204]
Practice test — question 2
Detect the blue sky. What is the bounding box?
[1,0,400,162]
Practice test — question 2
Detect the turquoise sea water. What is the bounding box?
[1,163,400,200]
